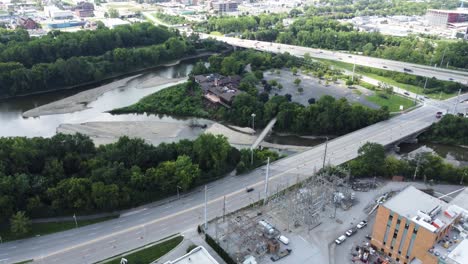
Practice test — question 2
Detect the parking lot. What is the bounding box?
[262,70,379,109]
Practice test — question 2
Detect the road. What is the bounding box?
[203,35,468,85]
[1,95,467,264]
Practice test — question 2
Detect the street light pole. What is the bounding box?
[322,137,329,169]
[251,113,256,133]
[176,185,181,199]
[250,147,254,165]
[73,213,78,228]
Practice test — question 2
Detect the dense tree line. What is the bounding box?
[204,14,468,69]
[0,23,174,67]
[348,142,468,185]
[199,14,286,34]
[0,36,194,97]
[0,28,30,44]
[356,66,467,94]
[420,115,468,146]
[0,133,240,221]
[154,12,187,25]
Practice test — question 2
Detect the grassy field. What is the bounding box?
[366,94,415,112]
[210,31,223,36]
[0,216,117,242]
[103,235,183,264]
[319,59,455,100]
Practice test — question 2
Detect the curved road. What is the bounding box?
[203,34,468,85]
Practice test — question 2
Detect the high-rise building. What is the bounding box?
[211,1,238,13]
[371,186,467,264]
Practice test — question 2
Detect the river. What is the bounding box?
[0,60,207,138]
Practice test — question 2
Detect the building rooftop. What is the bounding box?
[164,246,219,264]
[447,238,468,264]
[427,9,468,15]
[383,186,458,233]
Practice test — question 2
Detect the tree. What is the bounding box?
[308,98,315,104]
[108,8,119,18]
[10,211,31,236]
[291,67,298,75]
[350,142,385,177]
[277,83,283,89]
[284,93,292,101]
[294,78,301,86]
[297,87,304,93]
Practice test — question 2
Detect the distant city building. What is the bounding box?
[426,9,468,27]
[194,73,242,107]
[163,246,219,264]
[17,17,39,29]
[44,5,74,20]
[73,1,94,17]
[211,1,238,13]
[371,186,468,264]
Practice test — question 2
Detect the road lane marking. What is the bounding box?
[87,232,96,236]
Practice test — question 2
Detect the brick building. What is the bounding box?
[371,186,467,264]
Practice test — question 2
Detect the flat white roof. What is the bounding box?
[447,239,468,264]
[383,186,455,232]
[164,246,219,264]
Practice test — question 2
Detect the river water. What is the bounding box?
[0,60,201,138]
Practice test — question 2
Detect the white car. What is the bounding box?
[278,235,289,245]
[335,235,346,245]
[357,220,368,229]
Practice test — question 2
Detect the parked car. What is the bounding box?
[278,235,289,245]
[346,227,357,237]
[357,220,368,229]
[246,187,254,192]
[404,92,410,96]
[335,235,346,244]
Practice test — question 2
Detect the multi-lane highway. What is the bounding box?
[203,35,468,85]
[1,91,466,264]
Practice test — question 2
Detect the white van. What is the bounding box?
[335,235,346,245]
[278,235,289,245]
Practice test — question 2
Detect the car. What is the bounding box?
[404,92,410,96]
[424,96,429,99]
[403,68,413,72]
[357,220,368,229]
[365,234,372,240]
[277,235,289,245]
[346,227,357,236]
[246,187,254,192]
[335,235,346,244]
[383,66,387,68]
[436,111,443,118]
[348,55,352,58]
[449,78,454,81]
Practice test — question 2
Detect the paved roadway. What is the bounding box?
[1,96,467,264]
[202,35,468,85]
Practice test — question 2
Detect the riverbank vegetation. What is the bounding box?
[0,24,223,98]
[348,142,468,185]
[420,115,468,146]
[113,50,390,135]
[0,133,240,225]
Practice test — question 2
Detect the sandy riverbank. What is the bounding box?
[22,75,187,118]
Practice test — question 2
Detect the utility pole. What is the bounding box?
[204,185,207,231]
[73,213,78,228]
[453,89,461,114]
[322,137,329,169]
[413,155,421,181]
[222,196,226,222]
[251,113,256,133]
[250,147,254,165]
[264,157,270,205]
[176,185,181,199]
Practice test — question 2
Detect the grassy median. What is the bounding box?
[366,94,415,112]
[0,216,117,242]
[103,235,183,264]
